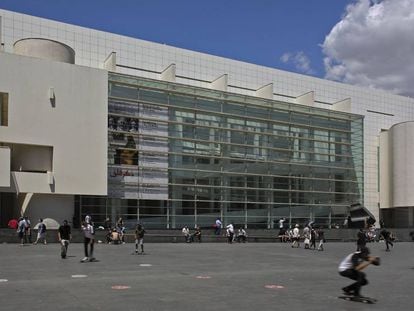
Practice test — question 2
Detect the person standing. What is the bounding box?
[58,220,72,259]
[116,217,126,244]
[317,227,325,251]
[303,225,310,249]
[380,229,394,252]
[291,224,300,248]
[338,246,380,297]
[278,218,287,242]
[104,217,112,244]
[309,227,317,250]
[135,224,146,254]
[17,217,26,245]
[24,216,32,244]
[356,228,366,251]
[81,215,95,262]
[33,218,47,245]
[214,218,222,235]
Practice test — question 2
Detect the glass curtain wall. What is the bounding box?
[80,74,364,229]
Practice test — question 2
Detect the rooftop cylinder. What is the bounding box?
[13,38,75,64]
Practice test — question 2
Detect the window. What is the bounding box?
[0,92,8,126]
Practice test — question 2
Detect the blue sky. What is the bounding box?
[0,0,351,78]
[1,0,413,97]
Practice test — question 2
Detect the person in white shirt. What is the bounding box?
[182,226,192,243]
[214,218,222,235]
[226,223,234,244]
[303,225,310,249]
[338,246,380,297]
[81,215,95,262]
[291,224,300,248]
[236,227,247,243]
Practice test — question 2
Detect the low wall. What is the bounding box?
[1,228,413,244]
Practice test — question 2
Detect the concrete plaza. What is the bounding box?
[0,241,412,311]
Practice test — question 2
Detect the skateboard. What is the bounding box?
[339,295,377,304]
[80,257,97,263]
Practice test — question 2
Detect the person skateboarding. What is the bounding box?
[81,215,95,262]
[58,220,72,259]
[380,228,394,252]
[338,246,380,299]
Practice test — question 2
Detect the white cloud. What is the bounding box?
[280,51,315,75]
[322,0,414,97]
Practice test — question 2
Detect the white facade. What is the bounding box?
[1,9,414,224]
[380,122,414,208]
[0,47,107,224]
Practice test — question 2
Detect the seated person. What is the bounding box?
[237,227,247,243]
[194,227,202,243]
[110,229,121,244]
[278,227,288,243]
[182,226,193,243]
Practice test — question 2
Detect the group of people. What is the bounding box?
[9,216,48,245]
[224,223,248,243]
[357,227,395,252]
[181,220,247,244]
[277,221,325,251]
[103,217,147,254]
[104,217,127,245]
[181,226,202,243]
[9,216,71,258]
[83,216,147,260]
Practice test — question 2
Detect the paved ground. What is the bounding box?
[0,241,412,311]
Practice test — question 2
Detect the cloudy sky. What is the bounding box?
[1,0,412,97]
[322,0,414,97]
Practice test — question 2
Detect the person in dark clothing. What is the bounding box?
[194,227,202,243]
[58,220,72,259]
[104,217,112,244]
[135,224,146,254]
[356,228,366,251]
[317,228,325,251]
[380,229,394,252]
[338,246,380,297]
[309,227,317,250]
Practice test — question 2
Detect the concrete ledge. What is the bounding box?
[1,228,413,243]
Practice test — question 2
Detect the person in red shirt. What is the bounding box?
[8,218,18,229]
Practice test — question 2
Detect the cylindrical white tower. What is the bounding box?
[389,121,414,207]
[13,38,75,64]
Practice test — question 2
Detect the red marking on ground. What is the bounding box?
[264,284,285,289]
[112,285,131,290]
[196,275,211,279]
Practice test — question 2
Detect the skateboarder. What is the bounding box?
[81,215,95,262]
[135,224,146,254]
[380,229,394,252]
[58,220,71,259]
[338,246,380,298]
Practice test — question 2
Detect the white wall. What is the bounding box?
[379,130,390,208]
[0,52,108,195]
[389,122,414,207]
[0,146,10,187]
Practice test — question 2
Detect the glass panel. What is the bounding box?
[106,74,363,228]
